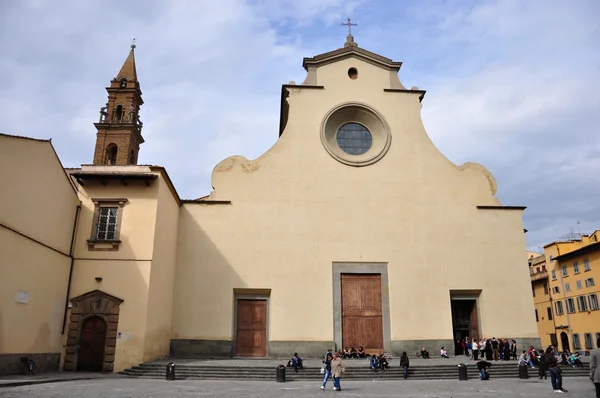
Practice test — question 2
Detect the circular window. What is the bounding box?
[348,67,358,79]
[336,123,372,155]
[320,102,391,167]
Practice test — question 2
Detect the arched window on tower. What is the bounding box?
[114,105,123,122]
[119,78,127,88]
[106,144,118,165]
[128,149,136,165]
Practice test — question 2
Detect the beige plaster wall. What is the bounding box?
[143,175,179,361]
[69,171,161,371]
[0,136,79,358]
[172,55,538,344]
[0,136,78,253]
[0,228,69,354]
[68,259,151,371]
[72,175,159,261]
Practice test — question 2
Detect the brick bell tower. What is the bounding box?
[93,41,144,165]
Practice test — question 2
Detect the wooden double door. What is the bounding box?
[77,316,107,372]
[341,274,383,354]
[235,299,267,357]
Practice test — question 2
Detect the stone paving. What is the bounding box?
[0,372,117,386]
[0,377,596,397]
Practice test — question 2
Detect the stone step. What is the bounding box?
[134,364,587,371]
[124,367,588,375]
[120,365,589,381]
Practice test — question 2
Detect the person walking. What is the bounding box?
[400,351,410,379]
[331,352,346,391]
[320,352,333,390]
[590,336,600,398]
[546,346,568,393]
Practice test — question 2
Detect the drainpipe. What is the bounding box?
[61,204,81,335]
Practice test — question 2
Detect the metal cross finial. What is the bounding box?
[341,17,357,35]
[131,38,137,50]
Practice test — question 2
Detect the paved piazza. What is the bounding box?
[0,377,596,397]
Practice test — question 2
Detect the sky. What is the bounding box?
[0,0,599,252]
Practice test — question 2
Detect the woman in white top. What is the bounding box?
[472,340,480,360]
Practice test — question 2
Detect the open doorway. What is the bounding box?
[560,332,570,353]
[451,299,479,356]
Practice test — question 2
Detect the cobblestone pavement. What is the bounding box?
[0,377,596,397]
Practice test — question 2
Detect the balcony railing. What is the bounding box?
[530,270,548,281]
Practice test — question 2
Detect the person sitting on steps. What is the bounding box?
[290,353,303,373]
[421,347,430,359]
[357,346,366,358]
[440,347,449,358]
[379,353,389,370]
[369,355,380,372]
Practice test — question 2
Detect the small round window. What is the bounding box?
[336,123,372,155]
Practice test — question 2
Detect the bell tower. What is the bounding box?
[93,42,144,166]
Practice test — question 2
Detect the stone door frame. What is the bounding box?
[332,262,391,353]
[63,290,124,372]
[232,291,271,358]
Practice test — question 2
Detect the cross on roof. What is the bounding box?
[341,17,357,36]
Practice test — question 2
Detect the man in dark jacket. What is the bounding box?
[538,350,547,379]
[477,360,492,380]
[399,352,409,379]
[546,346,568,393]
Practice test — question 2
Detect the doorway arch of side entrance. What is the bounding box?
[560,331,570,352]
[77,315,108,372]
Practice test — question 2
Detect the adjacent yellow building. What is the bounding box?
[545,232,600,352]
[529,253,555,348]
[2,36,541,374]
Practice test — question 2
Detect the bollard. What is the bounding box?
[457,363,468,380]
[276,364,286,383]
[166,362,176,380]
[518,364,529,379]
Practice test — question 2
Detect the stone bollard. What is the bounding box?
[518,364,529,379]
[276,364,286,383]
[166,362,176,380]
[458,363,468,380]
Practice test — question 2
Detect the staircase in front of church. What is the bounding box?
[120,362,590,381]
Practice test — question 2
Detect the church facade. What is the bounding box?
[0,36,539,374]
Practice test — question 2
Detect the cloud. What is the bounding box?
[0,0,598,250]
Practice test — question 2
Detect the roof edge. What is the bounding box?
[302,46,402,72]
[553,241,600,262]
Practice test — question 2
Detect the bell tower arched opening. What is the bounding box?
[106,144,118,165]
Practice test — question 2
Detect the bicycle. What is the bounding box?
[20,357,37,376]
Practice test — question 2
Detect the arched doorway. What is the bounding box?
[77,316,107,372]
[560,332,570,353]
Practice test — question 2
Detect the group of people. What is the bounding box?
[340,346,367,359]
[461,337,519,361]
[288,337,600,396]
[320,351,346,391]
[369,354,390,372]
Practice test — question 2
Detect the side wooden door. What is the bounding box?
[235,299,267,357]
[77,316,107,372]
[341,274,383,354]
